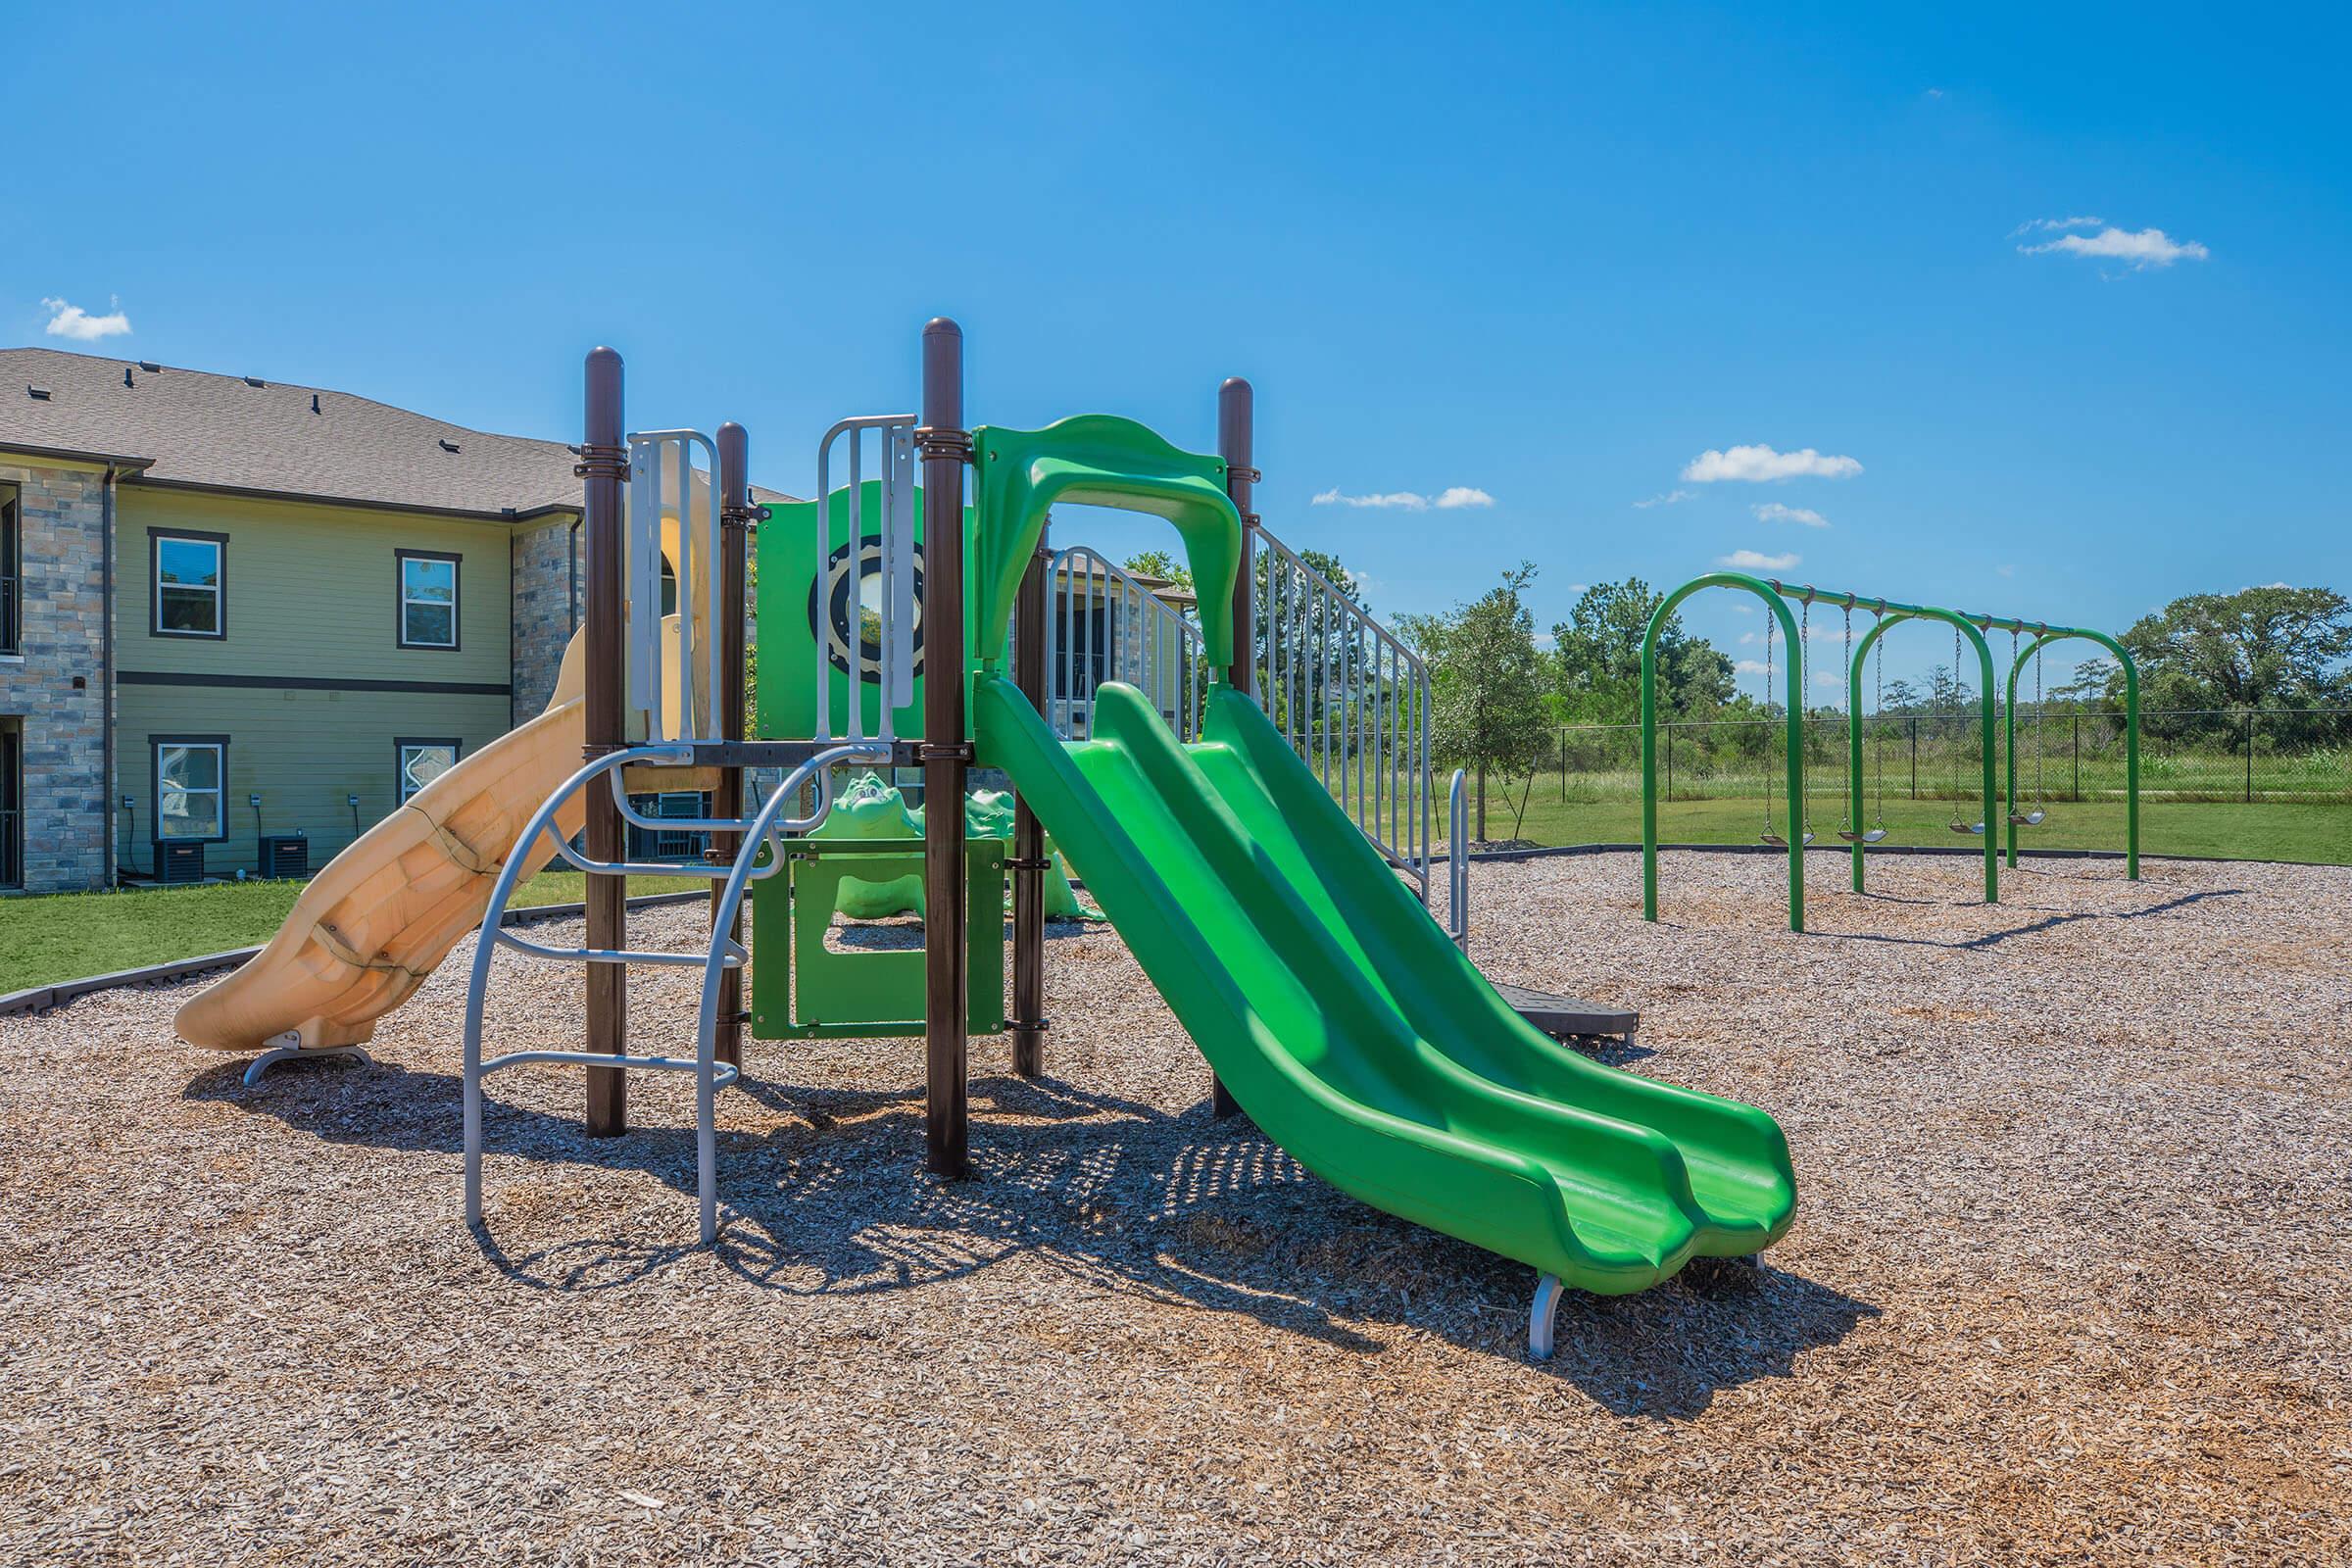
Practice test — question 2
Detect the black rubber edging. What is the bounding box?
[1458,841,2330,869]
[0,890,711,1021]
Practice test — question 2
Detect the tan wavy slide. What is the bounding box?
[174,632,594,1054]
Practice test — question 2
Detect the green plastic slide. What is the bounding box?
[975,675,1796,1304]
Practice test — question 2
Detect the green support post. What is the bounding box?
[1847,608,1912,892]
[1832,595,1998,904]
[2004,626,2138,879]
[1642,572,1806,931]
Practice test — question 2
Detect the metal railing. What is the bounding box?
[810,415,919,743]
[1251,527,1433,891]
[1446,769,1468,950]
[625,428,726,744]
[1042,526,1436,894]
[1045,546,1207,741]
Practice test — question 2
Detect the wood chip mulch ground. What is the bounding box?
[2,850,2347,1565]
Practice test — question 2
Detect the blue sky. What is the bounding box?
[14,2,2348,693]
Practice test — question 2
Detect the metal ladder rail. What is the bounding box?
[463,741,885,1238]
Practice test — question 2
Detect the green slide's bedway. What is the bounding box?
[975,673,1798,1356]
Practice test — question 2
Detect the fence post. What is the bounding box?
[2245,710,2254,804]
[1910,716,1919,800]
[1665,722,1674,805]
[2073,713,2080,802]
[1559,730,1567,802]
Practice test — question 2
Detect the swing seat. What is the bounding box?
[2009,809,2046,826]
[1759,832,1787,848]
[1948,820,1984,836]
[1838,826,1887,845]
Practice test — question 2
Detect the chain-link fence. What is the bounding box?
[1544,709,2352,808]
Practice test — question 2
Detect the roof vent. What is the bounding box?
[138,361,161,373]
[243,376,266,388]
[26,385,51,401]
[124,368,136,388]
[311,393,321,415]
[438,438,462,454]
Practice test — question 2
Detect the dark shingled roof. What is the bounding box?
[0,346,794,519]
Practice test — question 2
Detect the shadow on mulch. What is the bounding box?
[1804,886,2243,952]
[184,1057,1872,1416]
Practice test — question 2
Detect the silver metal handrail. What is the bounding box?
[1045,546,1206,741]
[1447,767,1469,952]
[811,415,919,743]
[463,739,884,1241]
[626,429,724,744]
[1252,526,1433,895]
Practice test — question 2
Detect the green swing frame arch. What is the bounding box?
[1840,599,2000,903]
[1998,623,2140,879]
[1640,571,1807,931]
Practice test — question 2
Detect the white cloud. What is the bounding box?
[1735,659,1769,675]
[2019,225,2209,270]
[41,295,132,341]
[1717,549,1800,571]
[1567,583,1589,595]
[1811,670,1844,690]
[1311,485,1494,512]
[1924,87,1945,100]
[1996,564,2016,578]
[1634,489,1693,510]
[2010,215,2104,237]
[1682,444,1863,483]
[1752,501,1830,528]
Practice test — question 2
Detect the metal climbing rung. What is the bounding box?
[463,740,886,1247]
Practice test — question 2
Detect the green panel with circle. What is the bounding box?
[754,479,977,742]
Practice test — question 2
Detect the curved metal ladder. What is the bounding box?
[462,740,885,1245]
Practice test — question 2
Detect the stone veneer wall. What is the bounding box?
[509,515,580,723]
[1,461,110,892]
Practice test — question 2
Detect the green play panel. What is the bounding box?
[751,838,1004,1040]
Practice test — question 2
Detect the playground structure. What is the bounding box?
[172,320,1791,1356]
[1640,573,2140,932]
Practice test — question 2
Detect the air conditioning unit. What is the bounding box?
[155,841,206,884]
[258,833,310,879]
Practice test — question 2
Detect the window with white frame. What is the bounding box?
[153,530,225,637]
[397,550,460,649]
[398,739,460,803]
[155,739,226,841]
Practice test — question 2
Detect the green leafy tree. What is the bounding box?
[2118,586,2352,711]
[1549,578,1733,725]
[1122,549,1194,598]
[1408,564,1552,842]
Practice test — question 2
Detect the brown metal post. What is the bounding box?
[1211,376,1256,1122]
[711,421,752,1069]
[580,348,628,1136]
[919,319,970,1177]
[1219,377,1257,698]
[1009,536,1050,1077]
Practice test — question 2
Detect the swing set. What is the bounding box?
[1640,575,2141,934]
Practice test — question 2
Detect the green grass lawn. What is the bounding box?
[0,870,709,996]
